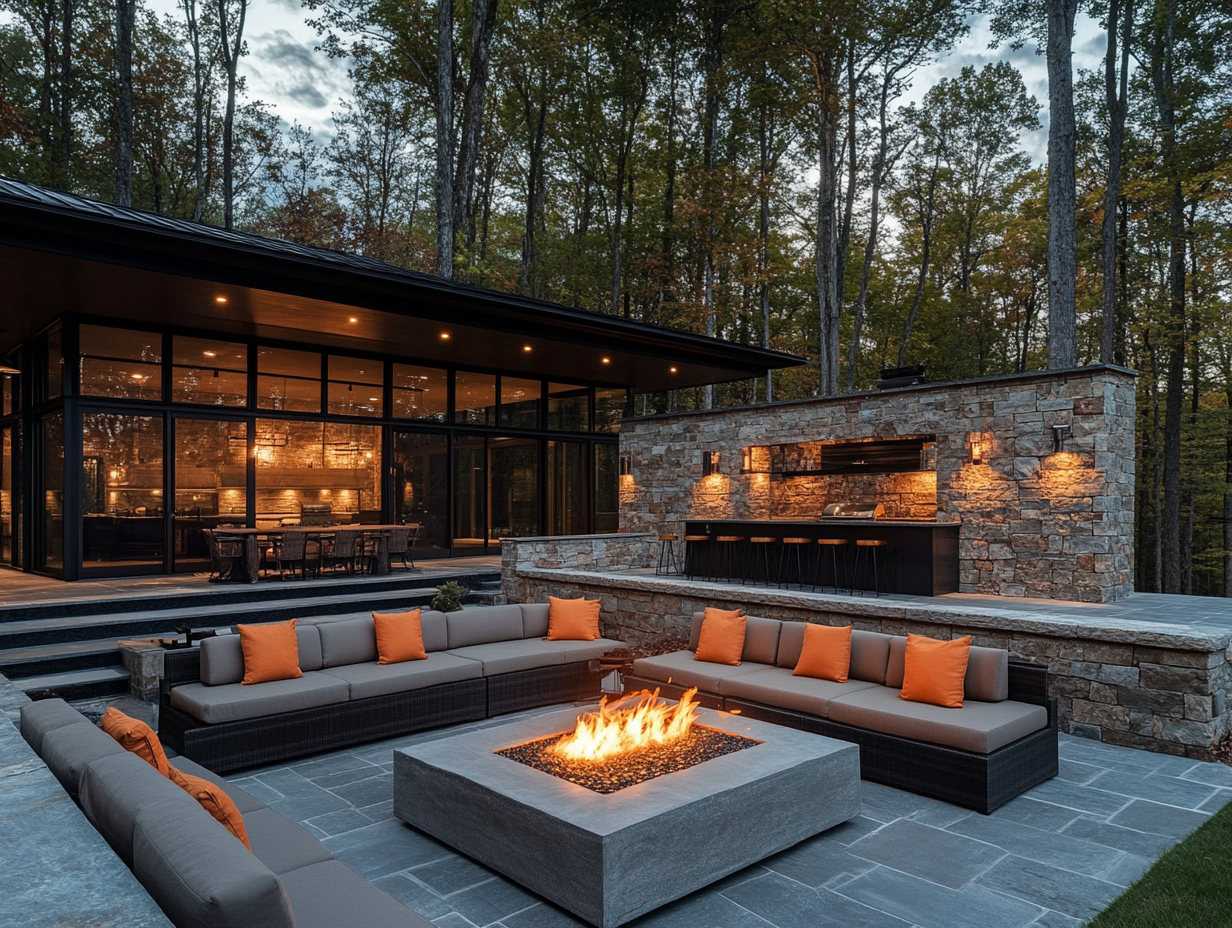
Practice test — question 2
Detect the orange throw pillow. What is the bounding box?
[694,608,747,665]
[793,624,852,683]
[546,596,601,641]
[168,765,252,851]
[899,633,972,709]
[373,609,428,664]
[99,707,171,776]
[237,619,302,685]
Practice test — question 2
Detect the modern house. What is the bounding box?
[0,179,803,580]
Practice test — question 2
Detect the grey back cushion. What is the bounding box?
[317,619,378,667]
[885,636,1009,701]
[200,624,322,685]
[80,751,192,867]
[132,798,296,928]
[420,610,449,652]
[687,612,778,665]
[446,605,524,649]
[20,698,87,753]
[38,721,127,802]
[521,603,551,639]
[775,625,891,684]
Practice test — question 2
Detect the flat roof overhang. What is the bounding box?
[0,181,805,392]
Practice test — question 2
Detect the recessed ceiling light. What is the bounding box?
[440,332,451,340]
[131,373,144,380]
[523,345,533,352]
[348,317,358,324]
[203,350,216,358]
[215,296,228,304]
[670,366,678,373]
[601,357,611,364]
[369,397,379,402]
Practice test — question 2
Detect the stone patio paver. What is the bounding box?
[227,714,1232,928]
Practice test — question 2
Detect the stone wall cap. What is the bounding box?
[502,532,656,543]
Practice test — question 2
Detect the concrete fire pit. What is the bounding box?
[393,705,861,928]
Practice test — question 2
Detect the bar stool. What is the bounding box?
[745,537,776,586]
[815,539,850,594]
[684,535,712,581]
[852,539,890,597]
[714,536,745,583]
[777,537,813,589]
[655,534,680,576]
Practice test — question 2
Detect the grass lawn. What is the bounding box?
[1087,797,1232,928]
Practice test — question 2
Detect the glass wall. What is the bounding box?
[46,324,63,399]
[489,437,539,541]
[595,388,626,433]
[455,372,496,425]
[258,347,320,412]
[392,364,447,421]
[328,355,383,418]
[595,443,618,533]
[82,413,165,567]
[548,383,589,431]
[254,419,381,527]
[173,337,247,406]
[1,426,12,563]
[174,419,248,571]
[42,413,64,570]
[453,435,486,552]
[500,378,541,429]
[2,368,17,416]
[80,325,162,400]
[392,431,449,556]
[548,441,587,536]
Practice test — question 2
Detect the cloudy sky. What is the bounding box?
[143,0,1107,164]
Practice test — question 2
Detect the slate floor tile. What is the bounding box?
[1109,800,1209,838]
[628,889,776,928]
[328,772,393,809]
[838,865,1043,928]
[372,873,454,920]
[432,914,479,928]
[1011,778,1132,817]
[816,814,886,847]
[303,807,373,838]
[289,752,378,780]
[1086,770,1218,810]
[310,764,387,790]
[1199,790,1232,813]
[1029,910,1084,928]
[1178,762,1232,788]
[1058,815,1174,859]
[764,836,878,888]
[720,872,911,928]
[499,902,587,927]
[946,815,1120,877]
[447,876,541,926]
[323,819,453,878]
[412,855,498,896]
[984,797,1082,833]
[1056,759,1105,786]
[847,819,1004,889]
[976,855,1123,920]
[1099,852,1153,887]
[224,776,284,805]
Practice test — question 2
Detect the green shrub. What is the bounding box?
[431,580,468,613]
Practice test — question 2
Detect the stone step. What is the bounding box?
[0,637,157,679]
[18,666,131,701]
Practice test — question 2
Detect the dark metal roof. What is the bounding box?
[0,178,806,391]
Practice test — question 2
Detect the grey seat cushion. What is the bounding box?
[445,639,567,676]
[688,612,781,666]
[884,637,1010,702]
[19,698,87,753]
[244,807,335,875]
[38,720,127,801]
[446,605,526,649]
[318,653,484,700]
[546,638,625,664]
[80,751,196,867]
[279,859,433,928]
[132,797,295,928]
[630,650,766,693]
[201,625,323,685]
[171,756,267,814]
[169,672,351,724]
[775,625,893,685]
[827,686,1048,754]
[722,666,881,713]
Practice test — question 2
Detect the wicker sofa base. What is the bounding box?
[487,661,604,717]
[622,670,1059,815]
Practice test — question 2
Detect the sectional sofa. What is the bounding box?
[623,613,1058,813]
[20,698,431,928]
[159,604,624,772]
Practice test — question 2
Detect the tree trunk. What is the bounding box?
[520,98,546,294]
[836,48,857,342]
[452,0,498,247]
[661,34,679,306]
[1100,0,1133,362]
[184,0,209,222]
[758,100,772,402]
[57,0,72,179]
[1046,0,1078,370]
[114,0,135,207]
[818,102,840,396]
[898,154,939,367]
[217,0,247,231]
[434,0,455,277]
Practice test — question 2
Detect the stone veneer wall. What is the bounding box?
[619,365,1136,603]
[500,538,1230,760]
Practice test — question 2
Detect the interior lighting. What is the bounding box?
[215,296,228,304]
[203,351,216,358]
[1052,423,1071,454]
[0,365,20,375]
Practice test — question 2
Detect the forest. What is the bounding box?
[0,0,1229,595]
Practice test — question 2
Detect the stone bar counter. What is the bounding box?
[684,519,959,596]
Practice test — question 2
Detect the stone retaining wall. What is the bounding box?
[618,365,1137,603]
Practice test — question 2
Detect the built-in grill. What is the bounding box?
[299,502,334,526]
[821,502,886,520]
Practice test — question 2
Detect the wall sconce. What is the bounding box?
[970,440,984,466]
[702,450,720,477]
[619,455,631,477]
[1052,423,1071,454]
[742,447,752,473]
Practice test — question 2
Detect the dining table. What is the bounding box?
[211,524,412,582]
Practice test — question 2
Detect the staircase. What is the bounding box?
[0,567,502,701]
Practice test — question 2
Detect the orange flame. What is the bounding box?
[552,688,700,762]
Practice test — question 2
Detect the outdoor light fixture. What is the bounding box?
[670,366,678,374]
[0,365,19,375]
[215,295,228,304]
[1052,423,1071,453]
[619,455,631,476]
[702,450,720,477]
[348,317,358,323]
[970,440,983,465]
[523,345,533,352]
[440,332,451,340]
[602,357,611,365]
[742,447,752,473]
